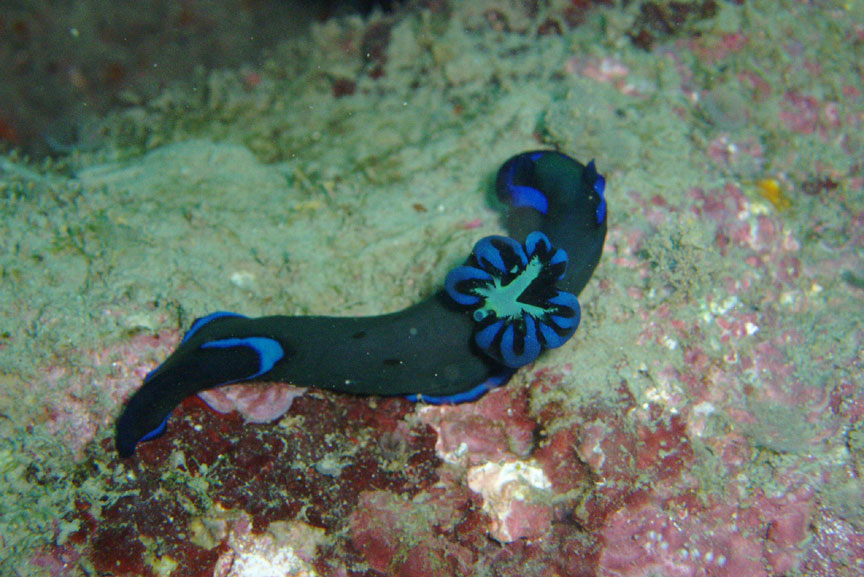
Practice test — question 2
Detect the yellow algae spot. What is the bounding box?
[292,199,322,212]
[149,554,178,576]
[140,535,178,576]
[755,178,790,211]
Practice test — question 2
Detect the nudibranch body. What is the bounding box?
[115,150,607,457]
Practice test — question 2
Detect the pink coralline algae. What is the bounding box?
[566,56,642,96]
[42,330,181,460]
[417,386,536,466]
[597,487,814,577]
[466,460,553,543]
[416,387,556,543]
[199,382,306,423]
[800,506,864,576]
[586,137,856,577]
[211,514,325,577]
[537,389,695,532]
[348,488,477,576]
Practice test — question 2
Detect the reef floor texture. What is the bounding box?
[1,1,862,576]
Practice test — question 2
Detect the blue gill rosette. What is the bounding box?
[445,231,581,368]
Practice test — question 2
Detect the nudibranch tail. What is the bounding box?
[445,231,581,369]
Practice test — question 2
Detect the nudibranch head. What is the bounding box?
[585,159,607,225]
[445,231,581,368]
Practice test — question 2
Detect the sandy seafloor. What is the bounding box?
[0,1,863,576]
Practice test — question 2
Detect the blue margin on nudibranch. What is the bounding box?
[405,370,514,404]
[181,311,248,345]
[200,337,285,379]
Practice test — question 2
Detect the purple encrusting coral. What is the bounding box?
[1,0,863,576]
